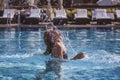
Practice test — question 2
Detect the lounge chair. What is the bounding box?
[53,9,67,25]
[23,9,41,24]
[107,13,115,22]
[74,9,90,24]
[115,10,120,22]
[0,9,16,24]
[92,9,113,24]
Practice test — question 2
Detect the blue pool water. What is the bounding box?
[0,28,120,80]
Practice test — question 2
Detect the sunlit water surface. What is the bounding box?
[0,29,120,80]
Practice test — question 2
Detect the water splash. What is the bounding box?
[0,54,36,58]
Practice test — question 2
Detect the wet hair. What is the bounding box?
[71,52,85,60]
[45,25,52,30]
[45,25,48,30]
[53,26,57,30]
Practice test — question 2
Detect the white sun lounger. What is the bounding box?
[53,9,67,25]
[116,10,120,18]
[92,9,113,24]
[74,9,90,24]
[24,9,41,24]
[0,9,16,24]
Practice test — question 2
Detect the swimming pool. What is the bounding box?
[0,28,120,80]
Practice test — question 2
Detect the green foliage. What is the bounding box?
[107,8,112,13]
[111,8,116,13]
[66,9,77,21]
[88,10,92,18]
[52,8,56,13]
[107,8,116,13]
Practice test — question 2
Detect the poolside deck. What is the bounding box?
[0,22,120,31]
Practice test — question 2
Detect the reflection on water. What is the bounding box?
[0,29,119,80]
[36,59,63,80]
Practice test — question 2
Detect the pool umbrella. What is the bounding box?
[58,0,63,9]
[0,0,9,9]
[46,0,53,20]
[28,0,39,6]
[28,0,34,5]
[28,0,39,9]
[34,0,39,5]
